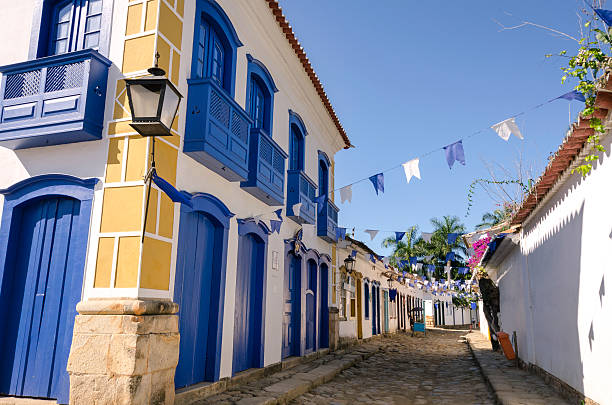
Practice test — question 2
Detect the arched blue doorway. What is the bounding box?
[282,253,301,358]
[0,175,96,404]
[318,263,329,348]
[174,193,233,388]
[371,284,377,335]
[232,220,269,374]
[305,259,317,353]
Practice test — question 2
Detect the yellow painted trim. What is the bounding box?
[145,0,159,32]
[114,236,141,288]
[125,136,148,182]
[122,34,155,73]
[140,237,172,290]
[105,137,124,183]
[94,237,115,288]
[100,186,144,233]
[126,3,143,36]
[158,0,182,48]
[158,192,174,239]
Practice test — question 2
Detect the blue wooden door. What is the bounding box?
[282,255,300,358]
[0,196,85,403]
[305,260,317,353]
[318,264,328,348]
[384,291,389,333]
[371,285,377,335]
[174,211,218,389]
[233,234,264,374]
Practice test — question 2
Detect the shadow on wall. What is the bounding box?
[524,199,585,395]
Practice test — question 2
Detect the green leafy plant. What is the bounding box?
[466,179,528,217]
[547,10,611,176]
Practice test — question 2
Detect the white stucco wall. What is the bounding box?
[487,133,612,404]
[0,0,347,383]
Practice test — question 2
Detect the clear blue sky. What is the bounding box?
[278,0,592,255]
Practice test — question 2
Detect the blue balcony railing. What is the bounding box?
[317,198,339,242]
[0,49,111,149]
[286,170,317,225]
[241,128,287,206]
[184,78,252,182]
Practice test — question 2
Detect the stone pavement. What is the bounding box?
[291,329,495,405]
[190,341,382,405]
[466,331,571,405]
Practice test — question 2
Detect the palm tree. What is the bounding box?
[476,209,508,230]
[424,216,467,279]
[381,226,421,269]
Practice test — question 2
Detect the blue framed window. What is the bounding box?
[250,81,265,129]
[246,55,278,134]
[191,1,242,97]
[288,111,308,172]
[48,0,102,56]
[318,152,330,197]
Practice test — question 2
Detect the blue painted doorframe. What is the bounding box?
[174,193,233,388]
[383,290,389,333]
[318,263,329,348]
[282,254,300,358]
[232,220,269,375]
[0,175,97,404]
[283,237,330,357]
[305,259,317,354]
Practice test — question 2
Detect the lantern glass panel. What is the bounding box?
[129,82,162,119]
[160,82,180,129]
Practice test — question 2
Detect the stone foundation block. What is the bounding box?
[67,299,179,405]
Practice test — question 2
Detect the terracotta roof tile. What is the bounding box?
[510,78,610,226]
[265,0,352,149]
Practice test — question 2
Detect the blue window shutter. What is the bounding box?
[81,0,103,49]
[250,81,265,129]
[49,0,103,56]
[51,1,74,55]
[197,21,208,77]
[211,37,225,88]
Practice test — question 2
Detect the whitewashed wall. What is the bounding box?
[486,132,612,405]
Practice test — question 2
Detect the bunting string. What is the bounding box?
[331,90,584,196]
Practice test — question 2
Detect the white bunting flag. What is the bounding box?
[291,203,302,216]
[340,185,353,204]
[491,118,523,141]
[416,263,423,271]
[422,233,433,243]
[402,158,421,184]
[364,229,379,240]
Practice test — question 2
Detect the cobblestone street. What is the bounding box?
[292,329,495,405]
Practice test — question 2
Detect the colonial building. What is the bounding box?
[0,1,350,403]
[335,236,437,341]
[480,81,612,404]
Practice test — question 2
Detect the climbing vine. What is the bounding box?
[547,12,611,176]
[465,179,529,217]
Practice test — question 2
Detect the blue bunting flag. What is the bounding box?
[447,233,459,245]
[369,173,385,195]
[443,140,466,169]
[395,231,405,243]
[595,8,612,26]
[556,90,586,102]
[151,170,193,207]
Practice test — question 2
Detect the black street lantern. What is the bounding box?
[387,277,394,288]
[125,61,182,137]
[344,255,356,275]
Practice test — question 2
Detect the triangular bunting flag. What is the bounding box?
[595,8,612,26]
[369,173,384,195]
[395,231,405,243]
[447,233,459,245]
[270,219,282,234]
[314,194,326,213]
[340,185,352,204]
[290,202,302,216]
[151,170,193,208]
[491,118,523,142]
[422,233,433,243]
[555,90,586,102]
[335,227,347,240]
[402,158,421,184]
[443,140,466,169]
[364,229,379,240]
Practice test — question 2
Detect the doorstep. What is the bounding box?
[0,397,57,405]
